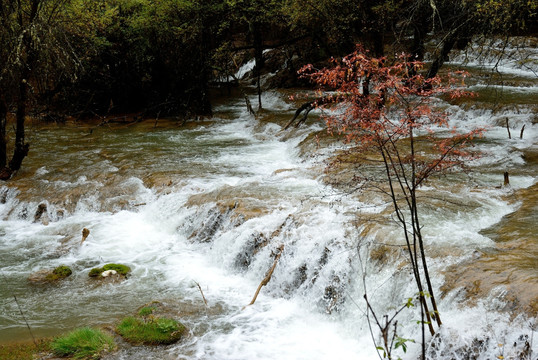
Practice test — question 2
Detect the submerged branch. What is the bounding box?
[195,281,209,308]
[243,245,284,310]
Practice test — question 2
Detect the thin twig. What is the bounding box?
[194,281,209,308]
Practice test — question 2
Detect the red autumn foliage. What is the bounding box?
[299,46,483,187]
[297,46,485,345]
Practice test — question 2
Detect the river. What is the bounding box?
[0,38,536,359]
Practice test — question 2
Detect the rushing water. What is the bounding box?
[0,41,537,359]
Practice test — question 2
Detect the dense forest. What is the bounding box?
[0,0,536,178]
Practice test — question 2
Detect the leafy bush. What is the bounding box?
[51,327,115,359]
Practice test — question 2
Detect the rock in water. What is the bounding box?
[101,270,117,277]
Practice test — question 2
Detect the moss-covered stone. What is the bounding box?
[117,301,187,345]
[88,263,131,278]
[88,268,102,277]
[45,265,72,281]
[29,265,72,284]
[102,263,131,275]
[116,316,186,345]
[138,306,156,317]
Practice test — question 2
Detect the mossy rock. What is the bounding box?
[102,263,130,275]
[116,316,186,345]
[29,265,72,284]
[88,268,103,277]
[45,266,72,281]
[88,263,131,278]
[137,305,156,317]
[117,301,187,345]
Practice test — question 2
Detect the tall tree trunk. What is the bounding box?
[0,97,8,171]
[7,0,40,174]
[426,32,458,79]
[251,21,263,110]
[9,79,29,172]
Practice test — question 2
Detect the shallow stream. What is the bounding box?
[0,39,537,359]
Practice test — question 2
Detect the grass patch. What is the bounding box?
[51,327,115,359]
[45,265,72,281]
[88,263,131,277]
[117,316,185,345]
[0,339,51,360]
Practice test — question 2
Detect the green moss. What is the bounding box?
[116,316,185,345]
[0,339,51,360]
[138,306,155,317]
[102,263,131,275]
[88,268,103,277]
[88,263,131,278]
[51,327,115,359]
[45,265,72,281]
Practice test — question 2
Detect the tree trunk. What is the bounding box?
[9,78,30,172]
[0,97,7,169]
[426,32,458,79]
[251,21,263,110]
[5,0,40,175]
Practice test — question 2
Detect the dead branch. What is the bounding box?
[506,118,511,139]
[284,101,315,129]
[284,97,332,130]
[504,171,510,186]
[243,245,284,310]
[520,124,525,139]
[195,281,209,308]
[228,73,255,115]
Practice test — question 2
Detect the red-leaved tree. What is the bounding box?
[295,46,482,358]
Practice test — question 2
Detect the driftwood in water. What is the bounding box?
[284,97,331,130]
[243,245,284,309]
[506,118,511,139]
[284,101,315,130]
[520,124,526,139]
[81,228,90,243]
[34,203,47,223]
[228,73,255,115]
[195,281,209,308]
[504,172,510,186]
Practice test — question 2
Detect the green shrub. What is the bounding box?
[51,327,115,359]
[116,316,185,345]
[45,265,72,281]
